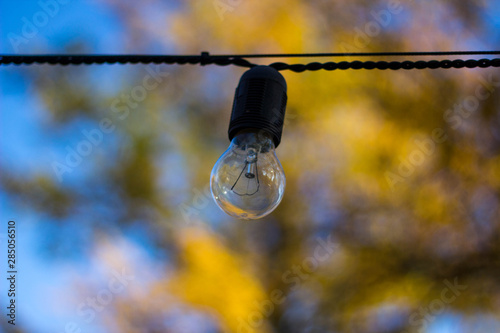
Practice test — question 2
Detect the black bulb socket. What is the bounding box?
[228,66,287,148]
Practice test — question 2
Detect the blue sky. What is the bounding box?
[0,2,171,332]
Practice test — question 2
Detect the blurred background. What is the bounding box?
[1,0,500,332]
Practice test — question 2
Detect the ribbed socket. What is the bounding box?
[228,66,287,147]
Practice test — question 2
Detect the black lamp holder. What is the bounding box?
[228,66,288,148]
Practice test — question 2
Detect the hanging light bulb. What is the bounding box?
[211,66,287,220]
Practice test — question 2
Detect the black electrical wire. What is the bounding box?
[268,58,500,72]
[1,51,499,72]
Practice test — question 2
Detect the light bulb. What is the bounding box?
[211,130,286,219]
[210,66,288,220]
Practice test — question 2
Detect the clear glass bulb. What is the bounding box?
[211,130,286,220]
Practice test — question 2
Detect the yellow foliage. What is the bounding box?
[169,0,314,53]
[167,227,270,333]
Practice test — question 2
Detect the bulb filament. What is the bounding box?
[231,149,260,196]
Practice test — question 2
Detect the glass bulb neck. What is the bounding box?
[231,130,275,153]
